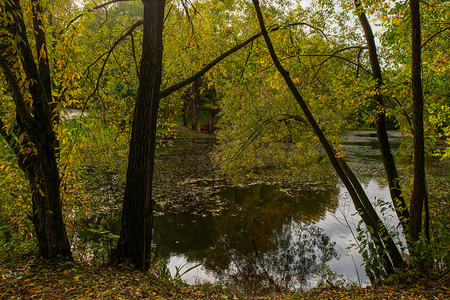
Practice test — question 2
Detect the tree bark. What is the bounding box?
[409,0,426,243]
[0,0,72,259]
[354,0,409,234]
[114,0,165,270]
[191,78,200,130]
[338,158,404,269]
[30,140,72,259]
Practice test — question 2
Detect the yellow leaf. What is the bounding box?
[39,44,46,60]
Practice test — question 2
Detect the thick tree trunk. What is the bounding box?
[30,141,72,259]
[0,0,72,259]
[114,0,165,270]
[409,0,426,243]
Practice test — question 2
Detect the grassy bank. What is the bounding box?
[1,260,448,299]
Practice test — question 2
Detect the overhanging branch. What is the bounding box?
[310,46,370,82]
[159,22,318,99]
[421,27,450,49]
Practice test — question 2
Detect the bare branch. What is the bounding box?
[278,114,307,124]
[164,3,174,25]
[284,21,328,39]
[83,20,143,77]
[130,33,140,78]
[230,115,278,161]
[310,46,370,82]
[240,41,254,79]
[421,27,450,49]
[82,20,143,110]
[159,34,262,99]
[356,47,363,78]
[392,96,413,133]
[259,52,372,78]
[61,0,135,35]
[229,113,307,164]
[97,4,110,28]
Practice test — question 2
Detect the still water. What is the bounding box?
[74,131,409,295]
[150,131,405,295]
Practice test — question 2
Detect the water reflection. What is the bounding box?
[154,183,339,294]
[215,222,338,295]
[74,131,413,293]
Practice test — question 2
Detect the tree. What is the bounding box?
[0,0,71,259]
[113,0,166,270]
[107,0,324,269]
[353,0,409,235]
[250,0,404,279]
[110,0,284,269]
[408,0,426,244]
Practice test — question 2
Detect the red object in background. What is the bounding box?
[200,124,209,132]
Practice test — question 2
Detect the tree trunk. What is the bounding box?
[251,0,404,277]
[30,140,72,259]
[114,0,165,270]
[191,78,200,130]
[409,0,426,243]
[208,85,218,131]
[0,0,72,260]
[354,0,409,234]
[338,158,404,269]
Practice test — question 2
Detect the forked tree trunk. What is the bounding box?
[0,0,72,259]
[114,0,165,270]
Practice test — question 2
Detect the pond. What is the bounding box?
[150,131,408,295]
[75,130,425,295]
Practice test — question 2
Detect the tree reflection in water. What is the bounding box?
[153,183,339,295]
[216,222,337,295]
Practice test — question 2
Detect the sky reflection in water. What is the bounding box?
[153,131,404,294]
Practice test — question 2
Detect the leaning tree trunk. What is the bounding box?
[354,0,409,234]
[114,0,165,270]
[251,0,404,277]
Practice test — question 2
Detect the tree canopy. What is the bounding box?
[1,0,449,288]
